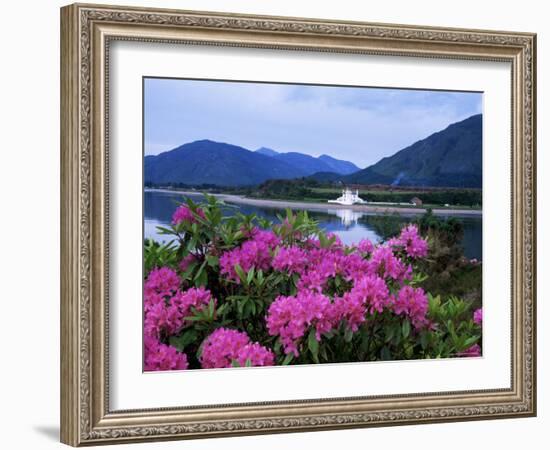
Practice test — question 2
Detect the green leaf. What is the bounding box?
[206,255,219,267]
[246,267,255,285]
[285,208,293,221]
[402,320,411,339]
[234,264,247,285]
[308,329,319,362]
[194,267,208,287]
[156,226,176,235]
[244,299,256,317]
[168,329,198,352]
[344,327,354,343]
[384,325,395,343]
[282,353,294,365]
[208,298,215,319]
[181,261,198,281]
[420,331,429,350]
[380,346,392,361]
[462,335,480,349]
[194,260,207,281]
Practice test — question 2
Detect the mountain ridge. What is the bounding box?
[339,114,482,188]
[144,114,482,188]
[145,140,360,186]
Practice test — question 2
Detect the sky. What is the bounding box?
[144,78,482,168]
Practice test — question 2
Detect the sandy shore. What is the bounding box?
[146,188,482,217]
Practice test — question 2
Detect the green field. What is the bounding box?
[249,179,482,209]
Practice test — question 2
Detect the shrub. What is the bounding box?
[143,195,482,370]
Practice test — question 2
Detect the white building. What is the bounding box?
[328,188,366,206]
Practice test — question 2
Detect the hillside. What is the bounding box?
[144,140,305,186]
[257,148,359,175]
[145,140,359,186]
[345,114,482,188]
[318,154,359,175]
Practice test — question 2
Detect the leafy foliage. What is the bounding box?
[143,195,482,370]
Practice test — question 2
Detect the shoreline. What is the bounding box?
[145,188,482,217]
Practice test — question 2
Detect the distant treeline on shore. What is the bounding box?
[145,177,482,208]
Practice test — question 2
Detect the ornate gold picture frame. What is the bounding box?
[60,3,536,446]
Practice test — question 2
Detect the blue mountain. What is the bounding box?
[318,154,360,175]
[144,140,304,186]
[145,140,361,186]
[255,147,279,157]
[256,148,359,175]
[344,114,482,188]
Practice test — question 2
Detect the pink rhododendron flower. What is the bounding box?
[393,285,429,329]
[396,224,429,258]
[341,252,371,282]
[144,335,188,371]
[349,275,391,314]
[172,287,214,319]
[249,227,282,248]
[294,247,349,292]
[473,308,483,325]
[220,228,281,282]
[266,291,335,356]
[457,344,481,357]
[234,342,275,367]
[200,328,274,368]
[144,301,184,338]
[172,204,206,225]
[368,246,412,283]
[272,246,308,274]
[356,238,374,254]
[144,267,180,298]
[144,287,214,339]
[331,275,390,331]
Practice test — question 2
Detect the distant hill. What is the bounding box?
[256,148,359,175]
[272,152,334,175]
[318,154,359,175]
[145,140,361,186]
[345,114,482,188]
[307,171,346,183]
[144,115,481,188]
[144,140,305,186]
[255,147,279,157]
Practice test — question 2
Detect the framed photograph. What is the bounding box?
[60,3,536,446]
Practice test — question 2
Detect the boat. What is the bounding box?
[328,188,366,206]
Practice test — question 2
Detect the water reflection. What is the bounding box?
[144,190,482,260]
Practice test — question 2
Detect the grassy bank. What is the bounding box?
[252,179,482,209]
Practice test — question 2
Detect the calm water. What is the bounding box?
[144,191,482,260]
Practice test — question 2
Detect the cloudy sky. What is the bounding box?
[144,77,482,168]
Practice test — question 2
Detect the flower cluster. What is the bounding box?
[143,267,215,371]
[473,308,483,325]
[220,228,281,282]
[335,275,391,332]
[200,328,274,368]
[144,335,189,371]
[144,197,480,371]
[367,246,412,282]
[266,291,335,356]
[393,224,429,258]
[355,238,375,255]
[272,246,308,274]
[393,285,429,329]
[172,204,205,225]
[144,267,180,301]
